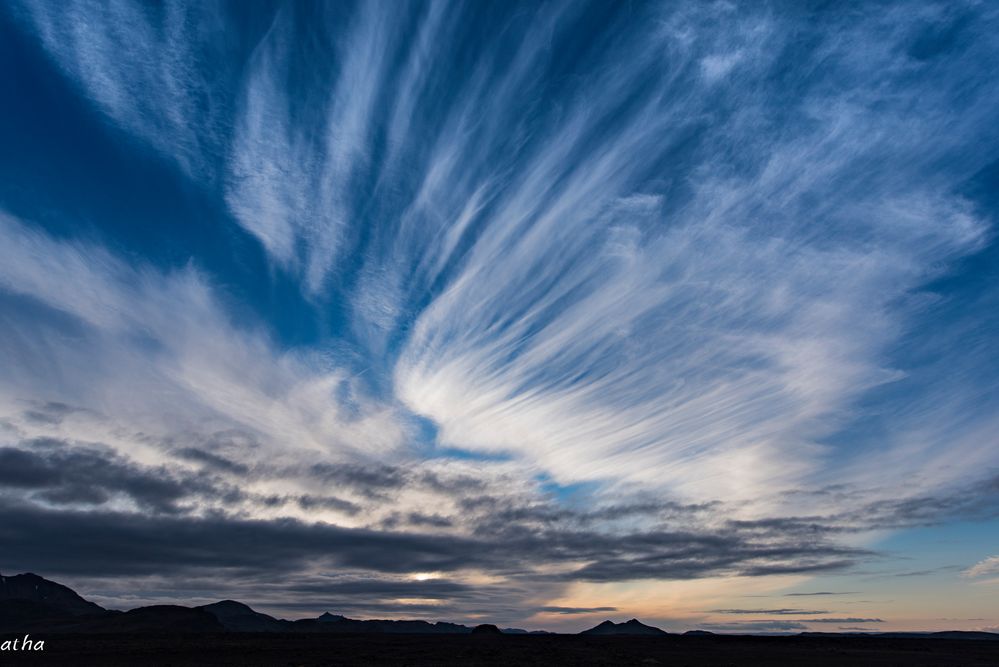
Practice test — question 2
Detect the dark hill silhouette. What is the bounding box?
[0,572,105,616]
[316,611,347,623]
[3,571,999,647]
[497,627,555,635]
[0,572,553,635]
[75,605,224,633]
[471,623,502,635]
[198,600,285,632]
[0,601,221,634]
[290,615,475,634]
[580,618,668,635]
[0,598,85,632]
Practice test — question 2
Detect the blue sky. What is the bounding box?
[0,0,998,632]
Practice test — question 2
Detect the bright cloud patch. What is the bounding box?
[965,556,999,580]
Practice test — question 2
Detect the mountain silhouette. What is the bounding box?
[198,600,285,632]
[4,572,999,643]
[471,623,503,635]
[580,619,668,635]
[0,572,105,616]
[0,573,550,635]
[290,615,478,634]
[316,611,347,623]
[76,605,224,633]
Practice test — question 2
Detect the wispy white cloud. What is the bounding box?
[393,3,995,508]
[964,556,999,581]
[0,213,408,472]
[17,0,231,178]
[225,3,400,292]
[18,0,996,510]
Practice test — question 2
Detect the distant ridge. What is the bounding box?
[0,572,547,635]
[316,611,347,623]
[580,619,668,635]
[288,615,480,635]
[3,573,998,641]
[471,623,502,635]
[197,600,285,632]
[0,572,105,616]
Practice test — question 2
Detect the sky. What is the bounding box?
[0,0,998,634]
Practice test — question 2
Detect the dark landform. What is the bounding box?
[0,573,546,636]
[2,572,998,665]
[580,618,668,635]
[470,623,502,635]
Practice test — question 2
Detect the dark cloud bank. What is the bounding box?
[1,432,998,619]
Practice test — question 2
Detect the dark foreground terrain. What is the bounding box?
[3,574,998,665]
[3,633,999,666]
